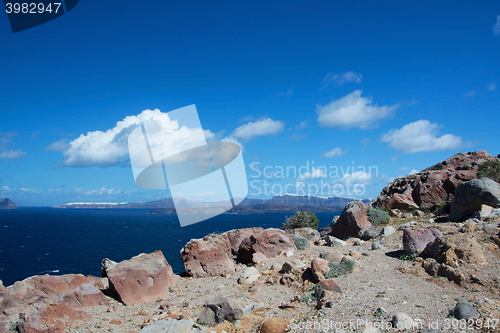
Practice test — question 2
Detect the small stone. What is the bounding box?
[453,302,477,320]
[260,318,290,333]
[371,242,382,250]
[109,319,122,325]
[323,251,343,263]
[462,221,476,233]
[383,226,396,236]
[281,260,306,273]
[349,250,362,259]
[427,218,435,223]
[325,236,347,247]
[279,273,295,285]
[278,302,294,309]
[485,299,494,305]
[264,276,274,285]
[392,313,419,330]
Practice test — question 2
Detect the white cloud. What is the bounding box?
[231,118,285,142]
[331,171,373,187]
[409,169,419,175]
[493,15,500,35]
[323,71,363,85]
[289,134,306,141]
[320,147,348,158]
[464,90,475,97]
[295,121,307,130]
[298,167,328,181]
[390,156,399,162]
[45,140,70,151]
[381,120,467,153]
[378,175,395,184]
[0,149,26,160]
[487,83,496,91]
[316,90,398,129]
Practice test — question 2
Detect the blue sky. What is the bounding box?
[1,0,499,205]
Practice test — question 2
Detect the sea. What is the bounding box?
[0,208,339,286]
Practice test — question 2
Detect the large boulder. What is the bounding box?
[17,303,92,333]
[403,228,443,254]
[449,178,500,221]
[373,150,498,212]
[224,227,264,255]
[421,234,487,267]
[329,201,372,240]
[181,234,235,278]
[105,250,175,305]
[237,229,296,264]
[0,274,108,316]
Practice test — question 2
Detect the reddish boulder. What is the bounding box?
[316,280,343,294]
[224,227,264,254]
[373,150,498,212]
[260,318,290,333]
[403,228,443,254]
[181,234,235,278]
[105,250,175,306]
[310,258,330,281]
[17,303,92,333]
[237,229,296,264]
[329,201,372,240]
[1,274,108,316]
[422,234,488,267]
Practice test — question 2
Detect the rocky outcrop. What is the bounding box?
[237,229,296,264]
[329,201,372,240]
[0,198,18,209]
[181,234,235,278]
[373,150,498,212]
[421,234,487,267]
[449,178,500,221]
[224,227,264,255]
[104,250,175,305]
[288,227,320,243]
[403,228,443,254]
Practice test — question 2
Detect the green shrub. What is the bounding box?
[282,211,319,231]
[367,208,391,226]
[433,200,452,215]
[477,160,500,183]
[290,234,309,250]
[398,252,417,261]
[326,260,355,278]
[422,163,444,172]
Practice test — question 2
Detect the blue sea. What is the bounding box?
[0,208,338,286]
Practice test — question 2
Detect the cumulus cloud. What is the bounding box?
[298,167,328,181]
[231,118,285,142]
[381,120,468,153]
[316,90,398,129]
[409,169,419,175]
[493,15,500,35]
[320,147,348,158]
[331,171,373,187]
[487,83,496,91]
[323,71,363,86]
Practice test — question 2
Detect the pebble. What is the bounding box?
[372,242,383,250]
[453,302,477,320]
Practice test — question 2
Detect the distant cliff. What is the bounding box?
[0,198,19,209]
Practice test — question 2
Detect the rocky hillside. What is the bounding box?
[372,150,499,213]
[0,198,18,210]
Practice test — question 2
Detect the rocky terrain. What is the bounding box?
[0,199,18,210]
[1,150,500,333]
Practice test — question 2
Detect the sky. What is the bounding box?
[1,0,499,205]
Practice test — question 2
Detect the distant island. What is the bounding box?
[54,195,371,214]
[0,198,18,209]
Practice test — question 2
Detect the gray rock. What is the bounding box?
[281,259,306,273]
[403,228,442,254]
[371,242,383,250]
[289,227,320,243]
[453,302,477,320]
[392,313,419,330]
[399,221,418,230]
[382,226,396,236]
[363,226,382,240]
[427,218,435,223]
[449,178,500,221]
[483,223,500,231]
[198,296,265,327]
[325,235,347,247]
[140,317,209,333]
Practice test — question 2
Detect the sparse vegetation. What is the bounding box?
[290,234,309,250]
[398,252,417,261]
[367,208,391,226]
[433,200,452,215]
[326,260,355,278]
[422,163,445,172]
[282,211,319,231]
[477,159,500,183]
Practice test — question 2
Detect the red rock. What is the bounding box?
[373,150,498,212]
[260,318,290,333]
[238,229,296,264]
[311,258,329,281]
[403,228,443,254]
[18,303,92,333]
[421,234,487,267]
[1,274,107,316]
[224,227,264,254]
[316,280,343,294]
[252,252,268,264]
[106,250,175,306]
[329,201,372,240]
